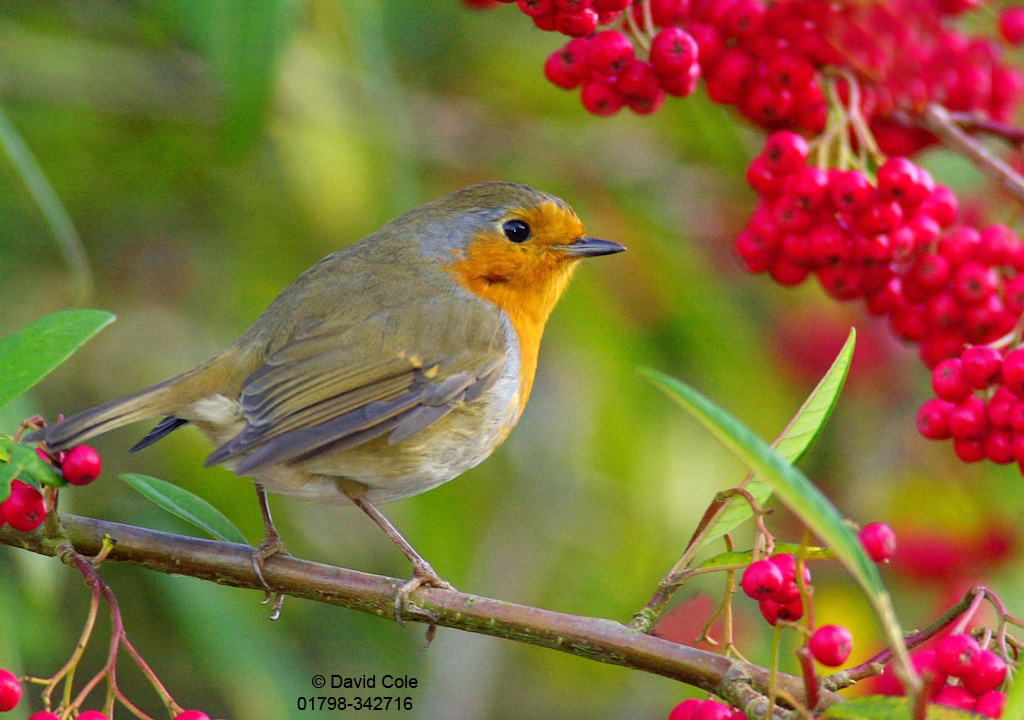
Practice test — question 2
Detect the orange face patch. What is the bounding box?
[445,201,587,411]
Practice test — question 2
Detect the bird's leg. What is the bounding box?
[351,497,454,623]
[252,483,289,619]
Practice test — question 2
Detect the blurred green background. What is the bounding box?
[1,1,1022,719]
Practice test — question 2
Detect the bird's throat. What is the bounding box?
[447,250,578,412]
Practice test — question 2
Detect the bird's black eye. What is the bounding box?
[502,219,531,243]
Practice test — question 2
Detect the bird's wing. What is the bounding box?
[205,295,507,474]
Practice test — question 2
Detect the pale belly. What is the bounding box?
[184,348,523,504]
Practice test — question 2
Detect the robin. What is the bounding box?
[29,181,624,617]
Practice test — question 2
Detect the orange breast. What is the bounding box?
[444,204,583,413]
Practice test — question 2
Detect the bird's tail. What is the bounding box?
[26,349,245,452]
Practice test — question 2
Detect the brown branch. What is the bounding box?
[0,514,843,715]
[914,104,1024,207]
[946,112,1024,145]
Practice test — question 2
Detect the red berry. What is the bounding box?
[29,713,62,720]
[0,669,21,712]
[931,358,971,402]
[947,395,988,440]
[692,700,732,720]
[808,624,853,666]
[649,27,698,77]
[761,131,807,175]
[859,522,897,562]
[518,0,554,17]
[961,346,1002,389]
[1002,348,1024,396]
[586,30,634,75]
[999,7,1024,45]
[935,685,977,710]
[741,559,784,599]
[1,481,46,532]
[975,691,1006,718]
[62,445,103,486]
[917,398,953,440]
[877,157,926,207]
[768,553,811,602]
[954,437,986,463]
[988,387,1016,428]
[985,430,1015,464]
[829,170,873,212]
[668,698,701,720]
[77,713,110,720]
[962,649,1007,696]
[953,262,998,304]
[174,712,213,720]
[936,633,981,677]
[580,79,624,116]
[759,596,803,625]
[544,38,590,89]
[554,7,598,36]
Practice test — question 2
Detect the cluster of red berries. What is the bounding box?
[544,25,699,116]
[836,1,1024,156]
[917,345,1024,465]
[667,697,745,720]
[738,525,894,664]
[737,132,961,300]
[0,446,101,533]
[739,552,812,625]
[466,0,1024,140]
[877,635,1008,718]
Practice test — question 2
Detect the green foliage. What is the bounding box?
[0,439,65,501]
[0,310,114,411]
[823,696,980,720]
[121,473,249,544]
[697,329,856,550]
[639,359,885,600]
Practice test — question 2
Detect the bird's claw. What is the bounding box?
[251,534,291,620]
[393,565,454,625]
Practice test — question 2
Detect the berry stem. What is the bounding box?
[952,588,988,635]
[915,103,1024,208]
[40,579,101,712]
[623,6,650,51]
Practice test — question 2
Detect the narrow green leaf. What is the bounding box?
[0,102,93,303]
[641,364,910,669]
[699,329,855,549]
[824,695,981,720]
[696,543,833,570]
[0,310,115,410]
[121,473,248,545]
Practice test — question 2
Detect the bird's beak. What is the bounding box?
[558,237,626,257]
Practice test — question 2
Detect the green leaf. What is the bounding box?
[0,310,115,410]
[0,438,64,500]
[823,695,981,720]
[696,543,834,570]
[698,329,855,549]
[640,361,903,649]
[121,473,248,545]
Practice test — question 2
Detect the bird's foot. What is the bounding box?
[393,561,454,625]
[252,531,291,620]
